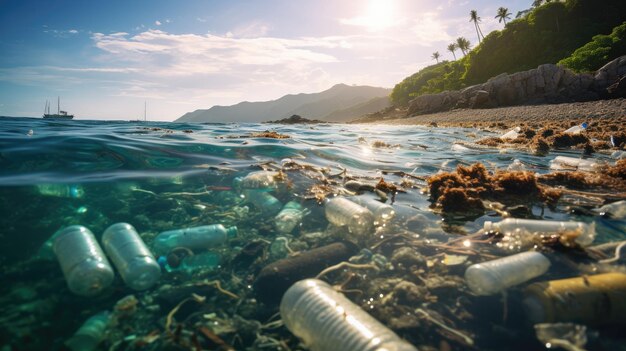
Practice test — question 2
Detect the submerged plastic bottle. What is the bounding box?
[549,156,601,172]
[36,184,84,198]
[275,201,306,234]
[244,190,283,215]
[464,251,550,296]
[325,197,374,236]
[596,200,626,219]
[239,171,279,191]
[524,272,626,326]
[65,311,110,351]
[153,224,237,255]
[484,218,596,246]
[102,223,161,291]
[53,226,114,296]
[350,196,395,223]
[500,127,521,140]
[280,279,418,351]
[563,122,588,135]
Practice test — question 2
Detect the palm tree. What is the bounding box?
[469,10,485,44]
[495,7,511,26]
[432,51,441,63]
[456,37,471,56]
[447,43,457,60]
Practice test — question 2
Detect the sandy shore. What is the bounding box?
[360,98,626,129]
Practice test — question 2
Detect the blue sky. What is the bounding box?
[0,0,531,121]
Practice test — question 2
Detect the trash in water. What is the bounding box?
[65,311,111,351]
[464,251,550,296]
[563,122,588,135]
[152,224,237,255]
[500,126,521,140]
[549,156,602,172]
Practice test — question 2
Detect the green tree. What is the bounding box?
[447,43,458,60]
[470,10,485,43]
[495,7,511,26]
[456,37,471,56]
[431,51,441,63]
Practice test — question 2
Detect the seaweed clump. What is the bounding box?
[607,159,626,179]
[428,163,559,214]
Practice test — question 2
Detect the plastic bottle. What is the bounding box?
[53,226,114,296]
[523,273,626,326]
[153,224,237,255]
[500,127,521,140]
[563,122,588,135]
[596,200,626,219]
[484,218,596,246]
[275,201,306,234]
[325,197,374,236]
[244,190,283,215]
[350,196,395,223]
[549,156,601,172]
[36,184,84,198]
[102,223,161,291]
[239,171,279,191]
[65,311,110,351]
[507,159,526,171]
[464,251,550,296]
[280,279,418,351]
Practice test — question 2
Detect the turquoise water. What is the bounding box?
[0,117,624,350]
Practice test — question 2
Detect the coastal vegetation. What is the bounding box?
[391,0,626,106]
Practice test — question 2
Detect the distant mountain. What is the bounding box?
[175,84,391,123]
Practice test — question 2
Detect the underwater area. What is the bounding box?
[0,116,625,350]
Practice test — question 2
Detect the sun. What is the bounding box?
[365,0,395,31]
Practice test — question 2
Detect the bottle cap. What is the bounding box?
[226,226,238,238]
[581,122,588,129]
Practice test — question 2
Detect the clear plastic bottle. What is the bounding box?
[500,127,521,140]
[280,279,418,351]
[596,200,626,219]
[325,197,374,236]
[484,218,596,246]
[507,159,526,171]
[350,197,395,223]
[563,122,588,135]
[549,156,601,172]
[36,184,84,198]
[275,201,306,234]
[153,224,237,255]
[244,190,283,215]
[65,311,110,351]
[239,171,279,191]
[464,251,550,296]
[102,223,161,291]
[53,225,114,296]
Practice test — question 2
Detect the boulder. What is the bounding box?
[470,90,490,109]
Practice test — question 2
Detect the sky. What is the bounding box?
[0,0,532,121]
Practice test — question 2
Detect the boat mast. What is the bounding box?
[57,96,60,115]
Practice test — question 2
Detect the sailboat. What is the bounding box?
[43,97,74,119]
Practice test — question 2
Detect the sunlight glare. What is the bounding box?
[366,0,395,31]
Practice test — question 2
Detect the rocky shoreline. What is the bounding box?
[361,98,626,129]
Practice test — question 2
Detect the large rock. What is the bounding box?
[405,55,626,117]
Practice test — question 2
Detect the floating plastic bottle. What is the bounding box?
[484,218,596,246]
[102,223,161,291]
[596,200,626,219]
[611,150,626,160]
[563,122,588,135]
[53,226,114,296]
[549,156,601,172]
[153,224,237,255]
[500,127,521,140]
[65,311,110,351]
[280,279,418,351]
[325,197,374,237]
[244,190,282,215]
[524,273,626,326]
[36,184,84,198]
[160,251,221,274]
[275,201,307,234]
[239,171,279,191]
[464,251,550,296]
[350,196,395,223]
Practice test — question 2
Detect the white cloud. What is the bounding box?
[155,20,161,26]
[68,29,78,34]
